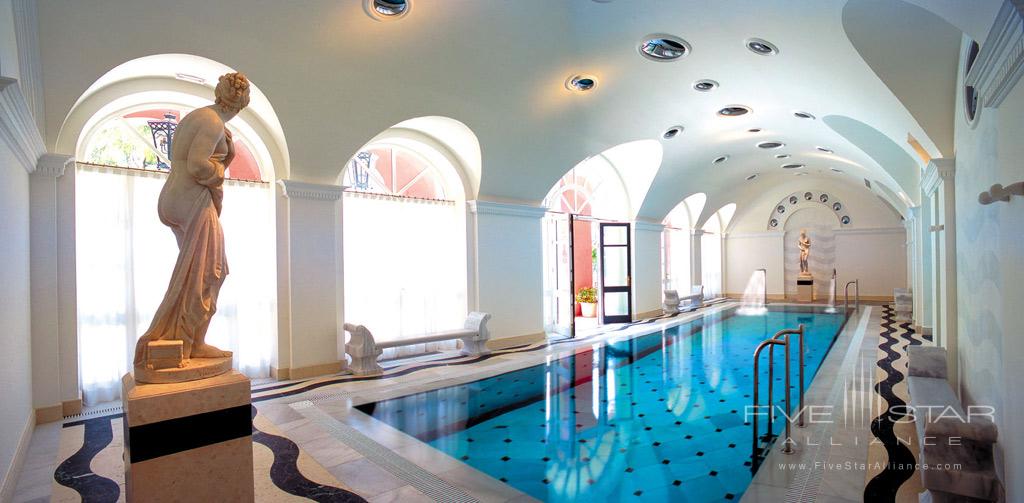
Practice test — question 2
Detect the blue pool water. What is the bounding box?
[357,307,848,502]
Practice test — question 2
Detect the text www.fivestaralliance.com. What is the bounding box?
[777,461,962,471]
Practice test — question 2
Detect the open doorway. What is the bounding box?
[542,161,632,338]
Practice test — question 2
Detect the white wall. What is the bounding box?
[632,223,662,317]
[952,35,1024,499]
[725,179,908,299]
[469,201,545,342]
[0,114,35,498]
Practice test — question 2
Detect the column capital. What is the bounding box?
[34,153,74,178]
[277,179,344,201]
[0,76,46,172]
[922,158,955,196]
[632,220,664,233]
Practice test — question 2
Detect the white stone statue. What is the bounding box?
[798,229,811,277]
[132,73,250,383]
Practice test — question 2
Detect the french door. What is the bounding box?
[599,222,632,324]
[543,212,575,337]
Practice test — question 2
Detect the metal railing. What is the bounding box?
[844,279,860,312]
[751,324,805,468]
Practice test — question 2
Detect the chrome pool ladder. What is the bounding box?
[844,279,860,312]
[751,324,805,470]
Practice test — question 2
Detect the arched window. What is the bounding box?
[74,98,278,405]
[661,193,706,293]
[342,142,468,358]
[700,203,735,299]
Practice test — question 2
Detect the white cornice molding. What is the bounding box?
[922,158,956,196]
[0,77,46,173]
[727,231,784,239]
[12,0,44,130]
[467,200,548,219]
[966,0,1024,108]
[833,226,907,236]
[34,154,74,178]
[277,179,344,201]
[632,220,664,233]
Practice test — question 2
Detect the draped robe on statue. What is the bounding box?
[133,108,231,366]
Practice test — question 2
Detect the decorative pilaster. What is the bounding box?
[965,0,1024,109]
[12,0,44,131]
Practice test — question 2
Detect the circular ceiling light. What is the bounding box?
[566,74,597,92]
[781,163,805,169]
[757,141,785,149]
[713,155,729,164]
[745,38,779,56]
[639,35,690,61]
[793,111,816,120]
[830,167,843,173]
[748,128,762,133]
[367,0,410,18]
[816,146,834,153]
[775,154,790,159]
[693,79,718,91]
[718,105,751,117]
[663,126,684,139]
[745,173,758,181]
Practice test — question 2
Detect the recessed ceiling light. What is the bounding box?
[748,128,762,133]
[782,163,806,169]
[758,141,785,149]
[566,74,597,92]
[775,154,791,159]
[816,146,834,153]
[745,38,779,56]
[640,35,690,61]
[713,155,730,164]
[693,79,718,91]
[368,0,410,17]
[663,126,684,139]
[718,105,751,117]
[745,173,758,181]
[830,167,843,173]
[794,111,816,120]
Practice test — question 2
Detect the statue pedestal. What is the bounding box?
[797,277,814,303]
[122,370,254,502]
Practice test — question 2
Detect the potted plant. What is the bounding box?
[576,287,598,318]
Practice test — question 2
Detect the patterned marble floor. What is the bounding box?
[9,301,922,503]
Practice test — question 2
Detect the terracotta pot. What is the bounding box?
[580,302,597,318]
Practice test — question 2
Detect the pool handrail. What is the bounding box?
[752,325,804,468]
[844,279,860,312]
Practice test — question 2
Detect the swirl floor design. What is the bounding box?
[864,306,925,502]
[53,417,121,503]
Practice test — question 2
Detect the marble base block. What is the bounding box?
[122,370,254,502]
[797,279,814,303]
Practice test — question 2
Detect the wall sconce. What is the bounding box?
[978,181,1024,204]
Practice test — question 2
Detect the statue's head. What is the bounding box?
[214,72,251,116]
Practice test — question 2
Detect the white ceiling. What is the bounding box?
[36,0,1000,224]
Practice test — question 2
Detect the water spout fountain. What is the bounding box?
[738,269,768,315]
[825,269,837,313]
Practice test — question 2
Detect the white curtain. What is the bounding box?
[701,232,722,299]
[343,192,465,359]
[76,165,276,405]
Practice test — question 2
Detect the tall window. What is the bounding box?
[700,203,735,300]
[662,193,706,293]
[342,144,467,359]
[76,105,277,405]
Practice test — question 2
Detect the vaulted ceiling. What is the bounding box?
[37,0,1001,225]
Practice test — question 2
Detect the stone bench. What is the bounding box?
[344,312,492,376]
[663,285,704,314]
[906,346,1004,502]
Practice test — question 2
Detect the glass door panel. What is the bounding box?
[543,213,574,336]
[599,222,632,324]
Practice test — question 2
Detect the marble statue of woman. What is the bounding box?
[798,229,811,276]
[132,73,250,373]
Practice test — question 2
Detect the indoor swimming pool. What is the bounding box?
[357,307,849,502]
